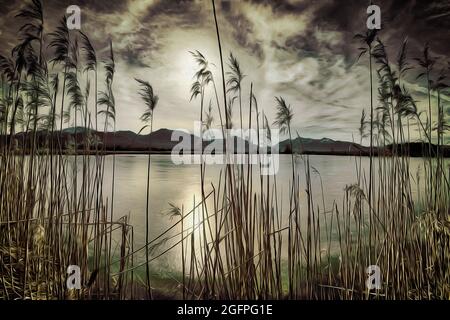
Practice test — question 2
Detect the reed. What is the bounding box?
[135,77,159,299]
[0,0,448,301]
[0,0,134,300]
[160,0,449,300]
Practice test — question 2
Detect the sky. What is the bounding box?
[0,0,449,144]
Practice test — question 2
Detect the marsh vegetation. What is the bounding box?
[0,0,448,300]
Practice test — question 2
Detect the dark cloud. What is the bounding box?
[44,0,128,14]
[284,33,320,58]
[255,0,450,64]
[246,0,311,15]
[3,0,448,67]
[144,0,207,28]
[122,45,151,68]
[224,12,264,59]
[217,1,265,59]
[313,0,450,58]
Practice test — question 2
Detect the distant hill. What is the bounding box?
[97,128,200,151]
[277,137,450,157]
[277,137,371,156]
[4,128,198,152]
[2,127,449,157]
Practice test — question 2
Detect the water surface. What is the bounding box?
[91,154,436,272]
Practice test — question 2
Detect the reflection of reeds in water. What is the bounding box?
[0,0,449,300]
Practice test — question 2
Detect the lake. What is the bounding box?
[85,154,439,274]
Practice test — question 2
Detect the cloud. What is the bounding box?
[0,0,448,143]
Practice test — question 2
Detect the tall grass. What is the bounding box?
[135,77,159,298]
[160,0,449,300]
[0,0,448,300]
[0,0,134,299]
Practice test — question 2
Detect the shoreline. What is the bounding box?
[6,149,450,158]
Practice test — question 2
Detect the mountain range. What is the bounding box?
[2,127,449,157]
